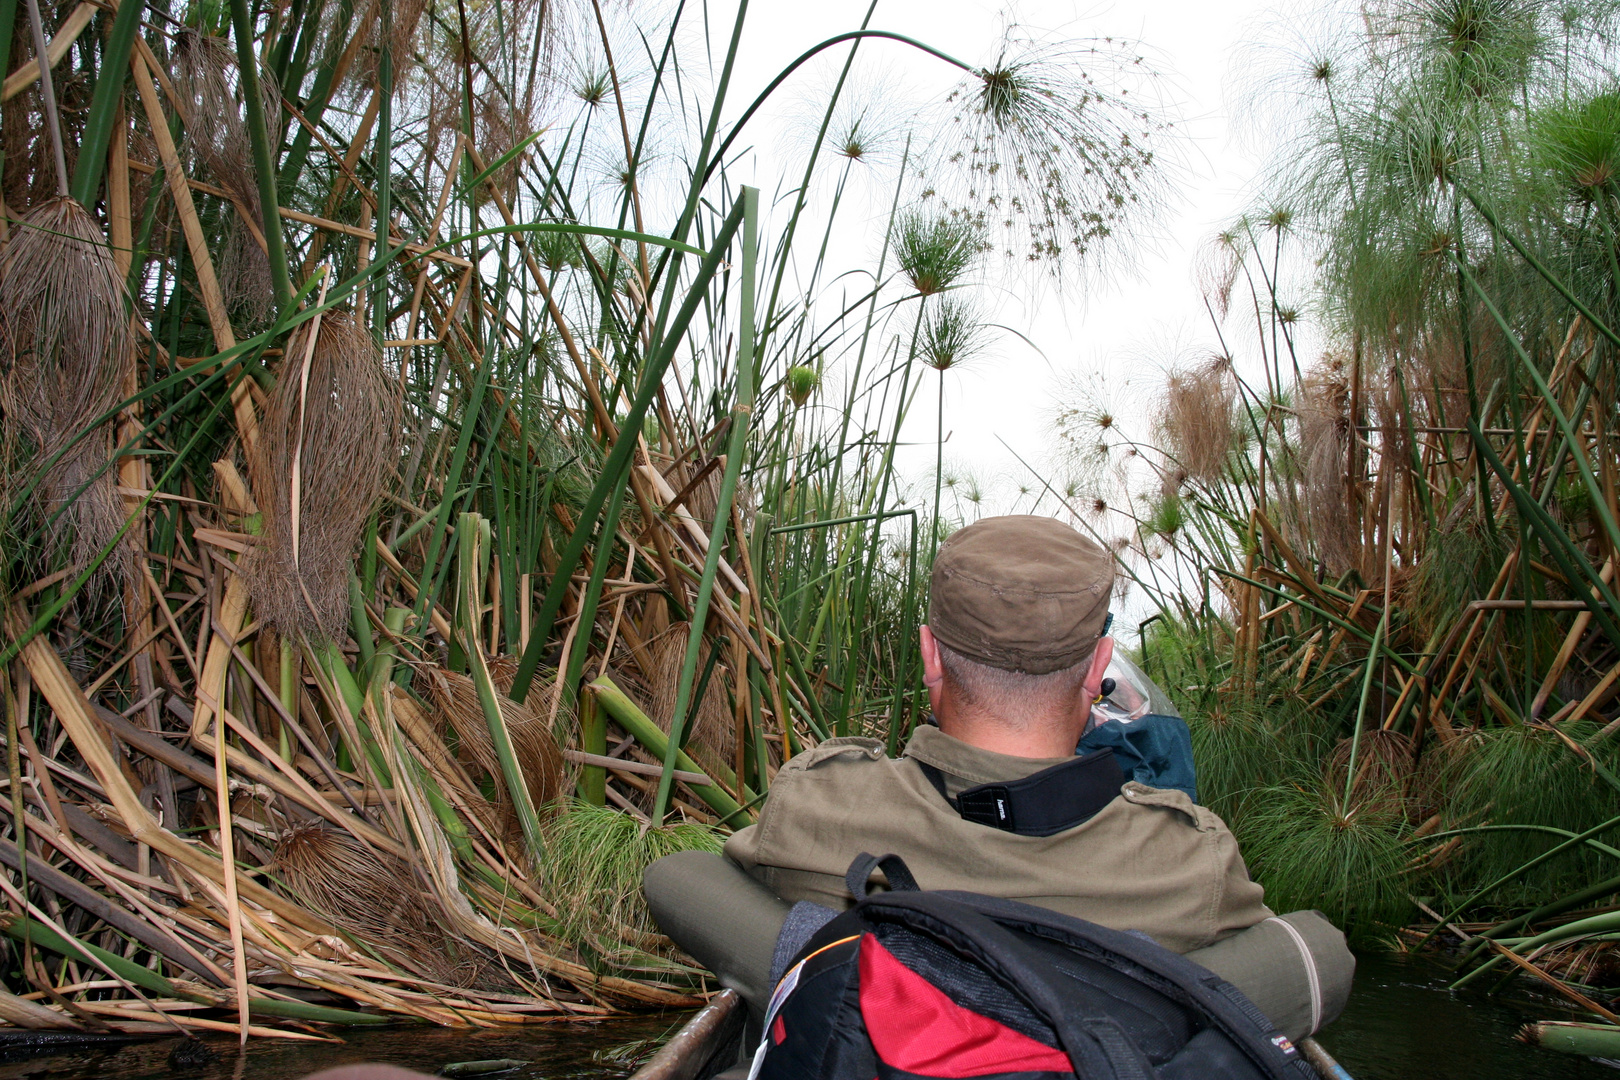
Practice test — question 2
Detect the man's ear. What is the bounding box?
[919,625,944,689]
[1081,636,1114,704]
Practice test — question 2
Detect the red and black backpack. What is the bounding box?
[750,854,1317,1080]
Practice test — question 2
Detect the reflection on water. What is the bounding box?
[1317,952,1618,1079]
[1,951,1617,1079]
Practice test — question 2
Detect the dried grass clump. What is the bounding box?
[276,821,485,986]
[646,624,736,772]
[426,87,538,208]
[1325,729,1415,815]
[0,196,135,580]
[244,311,401,639]
[351,0,432,88]
[1154,357,1238,483]
[0,40,87,209]
[1535,940,1620,987]
[1295,356,1356,574]
[418,663,566,824]
[172,29,277,324]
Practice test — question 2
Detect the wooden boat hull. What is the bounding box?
[629,990,746,1080]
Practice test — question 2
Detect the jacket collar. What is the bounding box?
[902,724,1074,787]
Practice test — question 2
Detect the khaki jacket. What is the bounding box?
[724,726,1272,954]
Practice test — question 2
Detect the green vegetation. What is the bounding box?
[0,0,1166,1033]
[11,0,1620,1040]
[1049,0,1620,1004]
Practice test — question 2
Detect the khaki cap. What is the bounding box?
[928,515,1113,674]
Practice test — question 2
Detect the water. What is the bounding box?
[1,952,1614,1079]
[1315,952,1617,1079]
[0,1015,677,1080]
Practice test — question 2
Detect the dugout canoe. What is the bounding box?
[629,990,746,1080]
[626,989,1355,1080]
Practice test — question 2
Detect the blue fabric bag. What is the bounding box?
[1077,714,1198,803]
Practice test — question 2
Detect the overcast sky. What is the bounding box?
[696,0,1315,509]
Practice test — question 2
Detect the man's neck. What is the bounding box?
[934,707,1083,759]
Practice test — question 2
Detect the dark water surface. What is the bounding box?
[1315,952,1616,1078]
[1,952,1615,1079]
[0,1014,677,1080]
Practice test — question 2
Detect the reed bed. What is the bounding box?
[1040,0,1620,1010]
[0,0,1168,1038]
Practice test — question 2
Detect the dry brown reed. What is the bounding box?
[1,12,86,210]
[645,623,736,772]
[244,310,401,639]
[171,29,276,323]
[680,460,729,529]
[1325,729,1415,814]
[1154,357,1239,484]
[275,821,485,987]
[351,0,433,87]
[423,82,539,208]
[0,196,135,581]
[1534,940,1620,988]
[170,31,260,202]
[0,0,874,1037]
[418,663,566,823]
[1294,354,1357,574]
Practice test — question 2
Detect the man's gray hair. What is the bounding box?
[936,639,1091,716]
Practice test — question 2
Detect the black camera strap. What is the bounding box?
[916,748,1125,837]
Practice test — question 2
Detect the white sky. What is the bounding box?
[578,0,1325,639]
[708,0,1315,507]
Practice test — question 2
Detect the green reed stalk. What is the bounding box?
[0,914,390,1024]
[1458,257,1620,559]
[459,512,544,862]
[278,0,359,191]
[591,677,754,826]
[578,683,605,806]
[509,198,748,702]
[229,0,291,309]
[559,468,632,701]
[653,186,758,822]
[835,305,927,733]
[68,0,145,208]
